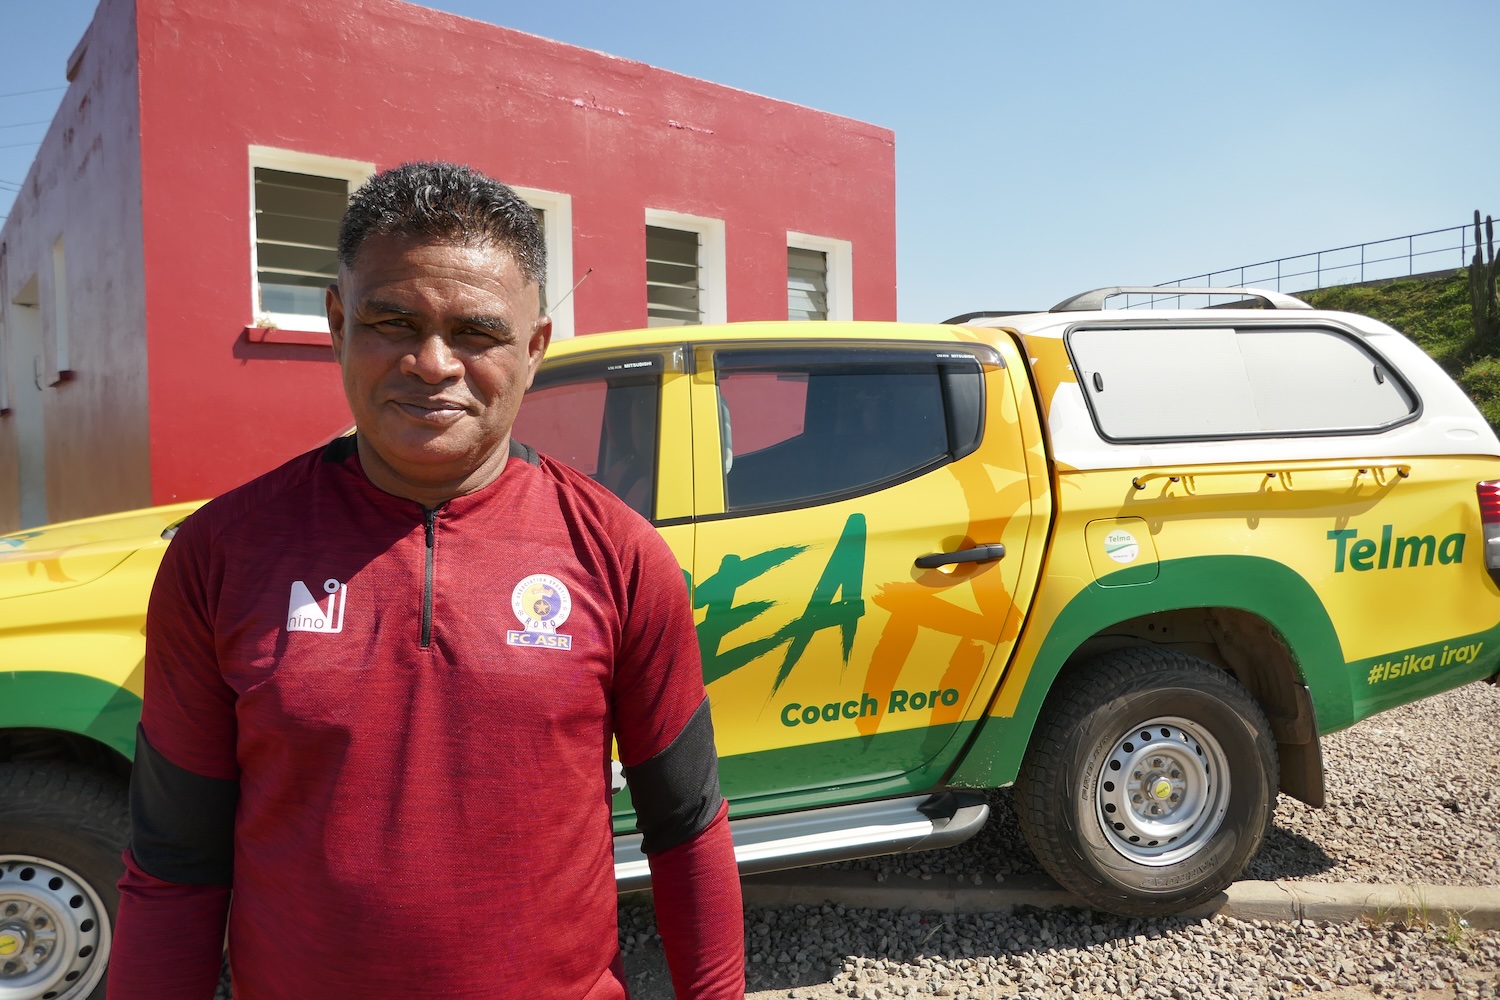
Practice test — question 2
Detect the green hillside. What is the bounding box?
[1298,270,1500,426]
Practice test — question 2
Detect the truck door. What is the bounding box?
[690,341,1038,809]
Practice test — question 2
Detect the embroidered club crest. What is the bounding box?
[507,574,573,650]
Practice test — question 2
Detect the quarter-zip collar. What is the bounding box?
[422,506,438,648]
[321,435,542,649]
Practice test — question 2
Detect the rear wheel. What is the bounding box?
[1013,648,1278,917]
[0,763,127,1000]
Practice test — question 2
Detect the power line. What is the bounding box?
[0,86,66,100]
[0,140,40,150]
[0,120,50,131]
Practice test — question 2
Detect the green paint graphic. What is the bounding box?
[771,513,865,694]
[695,544,806,684]
[0,671,142,760]
[694,513,867,690]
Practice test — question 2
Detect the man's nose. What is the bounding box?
[402,333,463,383]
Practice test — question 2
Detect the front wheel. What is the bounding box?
[0,763,128,1000]
[1013,648,1278,917]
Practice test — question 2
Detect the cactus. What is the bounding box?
[1469,210,1500,347]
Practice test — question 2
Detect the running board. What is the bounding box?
[614,791,989,891]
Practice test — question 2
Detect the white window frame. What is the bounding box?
[510,185,574,340]
[787,232,853,321]
[248,146,375,334]
[645,209,727,326]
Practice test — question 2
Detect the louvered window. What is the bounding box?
[254,168,348,318]
[646,225,701,327]
[788,246,829,321]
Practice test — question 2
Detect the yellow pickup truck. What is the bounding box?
[4,287,1499,1000]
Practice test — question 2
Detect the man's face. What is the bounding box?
[326,235,551,498]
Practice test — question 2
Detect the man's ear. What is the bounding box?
[326,283,346,359]
[524,313,553,388]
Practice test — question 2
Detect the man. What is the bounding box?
[108,162,745,999]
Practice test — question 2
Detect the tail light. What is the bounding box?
[1477,481,1500,584]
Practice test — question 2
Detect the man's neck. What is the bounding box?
[353,434,513,509]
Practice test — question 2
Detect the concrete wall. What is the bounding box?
[0,0,150,529]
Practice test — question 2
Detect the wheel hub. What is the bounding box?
[0,857,108,1000]
[0,923,25,957]
[0,902,55,978]
[1093,716,1231,867]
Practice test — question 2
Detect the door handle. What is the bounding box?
[914,544,1005,570]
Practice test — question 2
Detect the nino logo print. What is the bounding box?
[287,578,347,634]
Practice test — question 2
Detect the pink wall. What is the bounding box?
[0,0,895,520]
[0,0,151,529]
[134,0,895,507]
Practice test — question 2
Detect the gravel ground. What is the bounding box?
[617,681,1500,999]
[621,902,1500,999]
[820,681,1500,888]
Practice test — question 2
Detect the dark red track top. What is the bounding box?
[108,441,744,999]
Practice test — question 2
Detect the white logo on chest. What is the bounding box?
[287,578,346,634]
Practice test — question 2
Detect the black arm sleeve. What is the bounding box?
[129,724,238,885]
[622,697,724,855]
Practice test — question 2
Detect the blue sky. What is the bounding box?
[4,0,1497,321]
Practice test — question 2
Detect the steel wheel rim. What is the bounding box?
[1092,715,1231,867]
[0,856,109,1000]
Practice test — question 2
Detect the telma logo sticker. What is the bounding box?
[1103,529,1139,564]
[1327,526,1464,573]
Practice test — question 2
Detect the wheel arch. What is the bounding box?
[949,555,1347,806]
[0,670,140,782]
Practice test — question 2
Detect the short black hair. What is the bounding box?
[337,162,546,288]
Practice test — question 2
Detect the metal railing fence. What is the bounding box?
[1153,221,1481,301]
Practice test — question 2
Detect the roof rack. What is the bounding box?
[940,310,1038,325]
[1050,286,1313,313]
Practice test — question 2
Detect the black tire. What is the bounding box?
[1013,648,1278,917]
[0,762,129,1000]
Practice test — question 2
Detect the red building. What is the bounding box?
[0,0,897,530]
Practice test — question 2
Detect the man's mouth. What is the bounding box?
[392,399,470,425]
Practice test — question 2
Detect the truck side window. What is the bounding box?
[517,364,661,519]
[715,350,983,512]
[1068,325,1418,441]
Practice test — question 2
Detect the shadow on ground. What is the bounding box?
[1244,821,1340,881]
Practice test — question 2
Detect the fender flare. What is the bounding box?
[948,555,1346,788]
[0,669,141,761]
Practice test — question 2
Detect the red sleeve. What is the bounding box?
[647,801,745,1000]
[108,511,239,997]
[138,512,239,781]
[611,523,745,995]
[107,850,230,1000]
[611,525,710,766]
